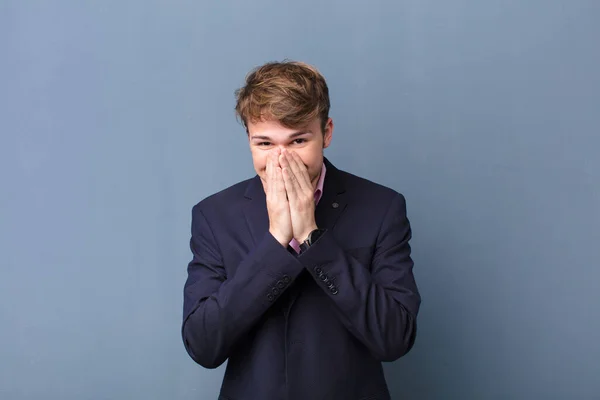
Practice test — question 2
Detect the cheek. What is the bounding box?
[251,152,267,170]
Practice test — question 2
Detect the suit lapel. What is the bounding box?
[315,157,348,231]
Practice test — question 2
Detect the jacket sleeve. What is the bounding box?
[181,205,304,369]
[298,192,421,362]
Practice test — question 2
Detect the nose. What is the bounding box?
[272,145,287,155]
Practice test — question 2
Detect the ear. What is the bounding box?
[322,117,334,149]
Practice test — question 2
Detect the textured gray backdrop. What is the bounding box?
[1,1,599,399]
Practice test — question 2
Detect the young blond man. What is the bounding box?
[182,61,421,400]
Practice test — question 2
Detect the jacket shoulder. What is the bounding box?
[191,177,253,216]
[337,168,406,204]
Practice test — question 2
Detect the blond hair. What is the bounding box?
[235,60,330,132]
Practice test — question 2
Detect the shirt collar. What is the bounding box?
[314,162,326,205]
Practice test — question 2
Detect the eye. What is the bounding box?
[257,142,271,146]
[292,138,307,144]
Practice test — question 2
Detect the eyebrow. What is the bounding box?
[251,131,312,141]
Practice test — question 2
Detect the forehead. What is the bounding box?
[248,119,318,138]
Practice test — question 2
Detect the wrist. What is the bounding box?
[298,227,326,253]
[297,224,318,243]
[269,228,291,247]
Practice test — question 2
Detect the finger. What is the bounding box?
[277,152,290,187]
[279,152,293,176]
[283,151,301,181]
[281,164,297,202]
[280,150,295,171]
[266,153,273,194]
[275,165,288,202]
[280,152,301,193]
[268,151,280,197]
[273,151,283,182]
[274,150,283,186]
[268,151,273,172]
[287,151,311,192]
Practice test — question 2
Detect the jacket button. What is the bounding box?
[277,281,285,289]
[267,293,274,301]
[314,266,322,274]
[331,287,339,295]
[282,275,290,283]
[319,274,328,282]
[272,287,280,295]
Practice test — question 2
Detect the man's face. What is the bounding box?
[247,117,333,191]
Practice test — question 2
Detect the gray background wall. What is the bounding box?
[1,1,599,399]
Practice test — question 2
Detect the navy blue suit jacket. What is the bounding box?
[182,158,421,400]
